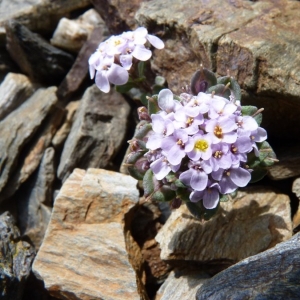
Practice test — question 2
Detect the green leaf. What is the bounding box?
[138,61,145,78]
[134,121,152,139]
[147,95,160,115]
[241,105,262,125]
[140,93,149,107]
[219,194,229,202]
[155,76,166,86]
[151,186,176,202]
[250,168,268,183]
[257,141,277,167]
[126,151,148,180]
[185,201,219,220]
[143,169,155,197]
[191,68,217,95]
[115,82,136,93]
[217,76,241,101]
[207,84,231,100]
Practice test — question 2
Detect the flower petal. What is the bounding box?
[132,45,152,61]
[120,54,133,70]
[230,167,251,187]
[203,189,219,209]
[191,171,208,191]
[147,34,164,49]
[107,64,129,85]
[95,71,110,93]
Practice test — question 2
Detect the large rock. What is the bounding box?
[6,21,75,85]
[33,168,145,300]
[17,147,55,249]
[196,232,300,299]
[0,72,34,121]
[0,0,91,42]
[135,0,300,141]
[57,85,131,182]
[156,186,292,264]
[0,86,59,199]
[0,211,35,300]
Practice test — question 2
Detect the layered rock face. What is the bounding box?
[1,1,300,299]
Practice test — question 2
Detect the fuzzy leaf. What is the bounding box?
[151,186,176,202]
[115,81,136,93]
[217,76,241,101]
[257,141,277,167]
[143,169,156,197]
[148,95,160,115]
[250,168,268,183]
[207,84,231,100]
[191,68,217,95]
[138,61,145,78]
[134,121,152,140]
[186,201,219,220]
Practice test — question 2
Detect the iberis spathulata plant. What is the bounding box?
[125,67,277,220]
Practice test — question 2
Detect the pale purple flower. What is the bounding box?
[150,153,180,180]
[185,92,212,114]
[211,164,251,194]
[94,56,129,93]
[208,143,232,171]
[158,89,181,114]
[249,127,267,156]
[179,160,212,191]
[229,136,253,164]
[190,181,221,209]
[161,129,192,165]
[236,115,258,135]
[185,133,213,161]
[205,115,238,144]
[146,114,174,150]
[208,95,237,119]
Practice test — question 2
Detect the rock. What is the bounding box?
[5,20,75,86]
[156,186,292,264]
[135,0,300,141]
[0,86,59,200]
[268,145,300,180]
[292,178,300,230]
[156,270,210,300]
[52,100,80,149]
[91,0,143,33]
[0,72,34,121]
[57,85,131,182]
[0,48,19,83]
[56,24,108,101]
[32,168,144,300]
[0,0,91,42]
[50,9,104,53]
[17,147,55,249]
[0,211,35,300]
[292,177,300,199]
[196,232,300,300]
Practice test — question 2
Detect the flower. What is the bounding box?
[89,27,164,93]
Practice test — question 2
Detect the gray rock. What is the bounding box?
[17,147,55,249]
[5,20,74,85]
[0,86,58,199]
[57,84,131,182]
[196,232,300,300]
[0,211,35,300]
[0,0,91,42]
[135,0,300,141]
[0,48,19,83]
[0,72,34,121]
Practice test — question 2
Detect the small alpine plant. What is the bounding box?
[88,27,164,93]
[126,67,277,220]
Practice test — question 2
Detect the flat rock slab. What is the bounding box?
[0,86,58,197]
[196,232,300,300]
[136,0,300,141]
[33,168,141,300]
[156,186,292,264]
[156,270,210,300]
[57,84,131,182]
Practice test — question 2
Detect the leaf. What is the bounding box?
[138,61,145,78]
[217,76,241,101]
[147,95,160,115]
[154,76,166,86]
[250,168,268,183]
[185,201,219,220]
[143,169,155,197]
[241,105,262,126]
[126,151,148,180]
[207,84,231,100]
[257,141,277,167]
[191,68,217,95]
[151,186,176,202]
[134,121,152,139]
[115,81,136,93]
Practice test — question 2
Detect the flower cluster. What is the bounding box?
[144,89,267,210]
[88,27,164,93]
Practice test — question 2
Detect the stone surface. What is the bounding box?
[156,270,209,300]
[56,24,108,101]
[50,9,104,53]
[268,145,300,180]
[0,0,91,41]
[91,0,143,33]
[0,211,35,300]
[0,72,34,121]
[17,147,55,249]
[0,48,19,83]
[57,84,131,182]
[0,86,59,199]
[6,21,75,86]
[156,186,292,264]
[196,232,300,300]
[33,168,143,300]
[136,0,300,141]
[52,101,80,149]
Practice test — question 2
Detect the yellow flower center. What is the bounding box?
[194,139,209,152]
[213,150,223,159]
[214,125,223,139]
[114,39,122,46]
[186,117,194,127]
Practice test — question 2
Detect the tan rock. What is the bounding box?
[156,186,292,264]
[0,72,34,121]
[50,9,104,53]
[33,168,144,300]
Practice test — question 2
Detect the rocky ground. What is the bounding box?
[1,0,300,299]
